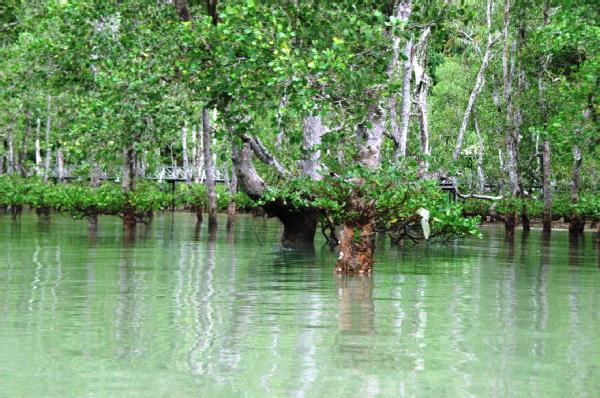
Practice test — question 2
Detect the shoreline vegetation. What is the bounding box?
[1,0,598,272]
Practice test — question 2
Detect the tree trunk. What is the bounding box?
[227,162,237,231]
[122,148,136,231]
[89,160,101,231]
[416,76,431,175]
[502,0,520,196]
[191,125,197,181]
[387,0,413,160]
[474,116,486,192]
[521,203,531,232]
[43,95,52,182]
[300,115,324,180]
[203,109,217,230]
[174,0,191,21]
[397,39,413,160]
[504,211,517,236]
[356,105,384,169]
[56,148,66,182]
[412,27,432,175]
[232,142,317,248]
[181,125,191,184]
[335,221,376,274]
[569,133,584,236]
[542,140,552,235]
[273,205,318,249]
[7,130,14,175]
[35,118,42,175]
[194,124,203,182]
[453,0,495,160]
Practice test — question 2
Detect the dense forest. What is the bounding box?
[1,0,598,272]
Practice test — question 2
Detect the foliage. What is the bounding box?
[261,166,481,241]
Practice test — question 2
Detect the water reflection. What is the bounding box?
[2,214,600,397]
[336,274,374,335]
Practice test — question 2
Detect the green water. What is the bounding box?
[1,213,599,397]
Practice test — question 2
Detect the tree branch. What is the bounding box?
[242,134,290,178]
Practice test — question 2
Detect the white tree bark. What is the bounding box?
[412,26,432,175]
[453,0,496,160]
[56,148,65,182]
[7,130,14,175]
[194,124,203,182]
[387,0,413,160]
[473,115,486,192]
[181,125,191,184]
[300,115,324,180]
[35,117,42,175]
[43,95,52,182]
[502,0,519,195]
[357,105,385,170]
[397,38,414,160]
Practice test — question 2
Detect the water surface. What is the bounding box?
[1,213,599,397]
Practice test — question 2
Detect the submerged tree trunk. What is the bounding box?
[226,162,237,231]
[233,141,317,248]
[336,221,376,274]
[89,160,101,231]
[203,109,217,231]
[542,140,552,235]
[504,210,517,236]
